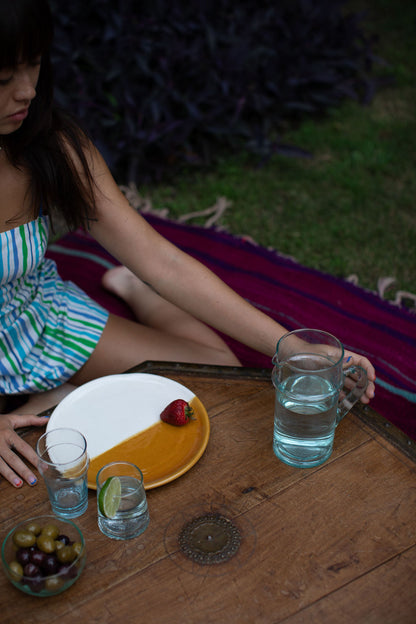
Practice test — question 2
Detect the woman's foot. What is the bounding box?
[102,266,174,326]
[102,266,149,306]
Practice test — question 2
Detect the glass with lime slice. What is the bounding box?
[96,462,149,540]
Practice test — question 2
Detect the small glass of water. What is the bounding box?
[36,428,89,519]
[96,461,149,540]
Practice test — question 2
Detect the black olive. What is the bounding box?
[23,562,41,578]
[15,548,31,566]
[42,554,59,575]
[56,534,71,545]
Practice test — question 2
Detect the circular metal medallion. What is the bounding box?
[178,512,241,565]
[164,504,256,577]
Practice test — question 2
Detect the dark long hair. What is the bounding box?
[0,0,96,230]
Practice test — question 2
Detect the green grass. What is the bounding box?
[139,0,416,297]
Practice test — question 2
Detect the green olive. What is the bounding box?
[36,534,56,554]
[72,541,83,557]
[57,545,76,564]
[45,576,64,592]
[9,560,23,582]
[25,521,42,536]
[40,524,60,540]
[54,539,65,552]
[12,530,36,548]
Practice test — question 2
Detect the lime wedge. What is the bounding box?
[98,476,121,519]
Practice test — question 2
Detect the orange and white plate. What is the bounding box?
[47,373,210,490]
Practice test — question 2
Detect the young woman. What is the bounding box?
[0,0,375,488]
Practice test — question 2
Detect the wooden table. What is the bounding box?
[1,363,416,624]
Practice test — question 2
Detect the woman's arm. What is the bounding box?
[87,148,286,359]
[84,143,375,398]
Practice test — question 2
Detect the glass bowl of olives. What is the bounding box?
[1,515,86,597]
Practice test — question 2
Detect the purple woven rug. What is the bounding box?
[46,214,416,439]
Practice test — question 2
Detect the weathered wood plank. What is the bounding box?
[27,438,415,624]
[1,367,415,624]
[283,546,416,624]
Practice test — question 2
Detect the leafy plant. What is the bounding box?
[49,0,384,183]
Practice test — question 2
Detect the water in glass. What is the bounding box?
[273,372,339,468]
[98,475,149,540]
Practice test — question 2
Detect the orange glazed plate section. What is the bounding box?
[47,373,210,490]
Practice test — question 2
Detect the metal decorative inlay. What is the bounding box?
[178,513,241,565]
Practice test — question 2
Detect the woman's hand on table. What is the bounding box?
[343,349,376,404]
[0,413,49,488]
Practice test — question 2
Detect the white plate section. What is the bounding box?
[47,373,195,460]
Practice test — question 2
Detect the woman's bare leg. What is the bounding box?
[101,266,236,346]
[71,266,240,385]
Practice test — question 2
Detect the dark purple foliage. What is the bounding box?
[49,0,385,183]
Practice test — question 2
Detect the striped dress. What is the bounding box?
[0,215,109,394]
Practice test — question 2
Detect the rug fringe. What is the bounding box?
[177,196,232,228]
[376,277,416,308]
[119,182,170,218]
[119,182,232,228]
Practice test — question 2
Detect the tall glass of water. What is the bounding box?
[36,428,89,518]
[272,329,368,468]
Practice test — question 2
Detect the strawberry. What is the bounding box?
[160,399,195,426]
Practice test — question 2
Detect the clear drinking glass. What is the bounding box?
[36,428,89,518]
[272,329,368,468]
[96,461,149,540]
